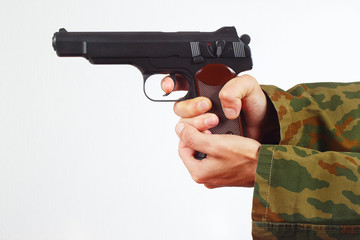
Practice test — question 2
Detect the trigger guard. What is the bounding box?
[163,74,177,97]
[142,72,194,102]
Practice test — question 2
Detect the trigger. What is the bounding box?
[163,74,177,97]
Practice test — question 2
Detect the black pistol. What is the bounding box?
[52,27,253,159]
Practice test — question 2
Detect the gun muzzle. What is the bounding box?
[52,33,57,51]
[52,29,90,57]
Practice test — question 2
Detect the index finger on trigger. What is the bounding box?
[161,76,175,94]
[161,75,189,93]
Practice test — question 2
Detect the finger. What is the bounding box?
[178,139,218,185]
[178,140,204,182]
[179,143,219,187]
[179,113,219,132]
[177,129,212,171]
[219,74,259,119]
[203,130,212,135]
[175,122,217,156]
[161,75,189,93]
[161,76,175,94]
[174,97,212,118]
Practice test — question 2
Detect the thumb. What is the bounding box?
[175,122,216,155]
[219,74,263,119]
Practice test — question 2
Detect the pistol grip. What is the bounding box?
[194,64,245,160]
[197,81,244,136]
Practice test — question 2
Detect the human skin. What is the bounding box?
[162,75,279,188]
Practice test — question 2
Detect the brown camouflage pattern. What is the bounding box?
[252,82,360,239]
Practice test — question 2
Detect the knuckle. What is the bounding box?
[174,97,210,118]
[241,74,256,82]
[191,174,202,184]
[242,75,259,89]
[189,165,201,183]
[192,118,203,129]
[204,184,215,189]
[174,100,196,117]
[185,103,197,115]
[173,102,180,116]
[219,88,231,101]
[191,172,205,184]
[191,167,210,184]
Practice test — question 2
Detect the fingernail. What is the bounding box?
[198,100,210,111]
[204,116,218,127]
[175,122,185,136]
[223,108,237,119]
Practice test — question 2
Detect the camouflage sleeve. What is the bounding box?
[252,82,360,239]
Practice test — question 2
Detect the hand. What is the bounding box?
[175,122,260,188]
[162,74,279,143]
[162,74,279,188]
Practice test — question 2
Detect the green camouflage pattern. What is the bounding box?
[252,82,360,239]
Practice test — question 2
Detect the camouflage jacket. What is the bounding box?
[253,82,360,239]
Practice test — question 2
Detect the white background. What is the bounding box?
[1,0,360,239]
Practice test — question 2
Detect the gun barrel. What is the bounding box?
[52,27,251,60]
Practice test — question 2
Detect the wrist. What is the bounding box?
[258,90,280,144]
[242,138,261,187]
